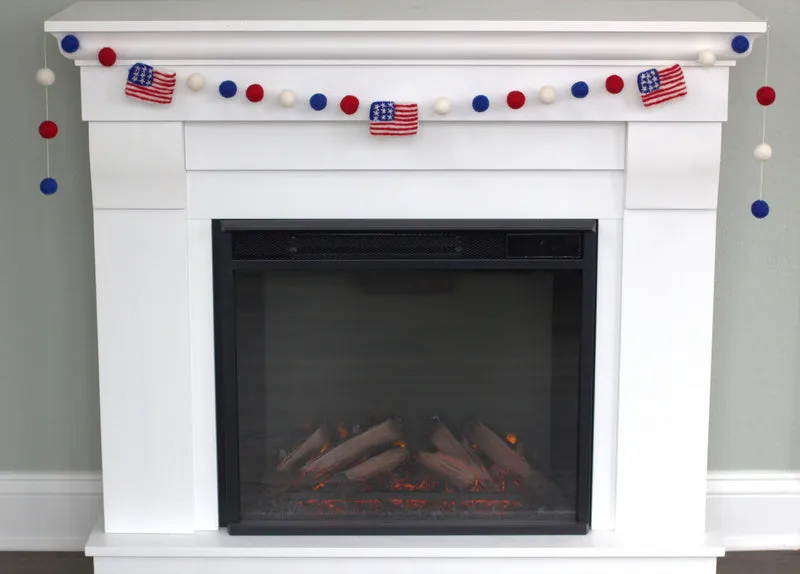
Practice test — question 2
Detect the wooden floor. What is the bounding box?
[0,551,797,573]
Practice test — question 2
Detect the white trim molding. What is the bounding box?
[0,472,102,551]
[706,471,800,551]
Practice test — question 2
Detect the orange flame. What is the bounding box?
[505,433,517,445]
[393,440,407,448]
[337,424,349,439]
[319,442,329,453]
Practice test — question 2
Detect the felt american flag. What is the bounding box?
[637,64,687,107]
[369,101,418,136]
[125,63,177,105]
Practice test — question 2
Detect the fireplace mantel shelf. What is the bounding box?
[45,0,766,63]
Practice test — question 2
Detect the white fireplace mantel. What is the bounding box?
[46,1,765,574]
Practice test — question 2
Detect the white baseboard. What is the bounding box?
[706,471,800,551]
[0,471,797,552]
[0,472,102,551]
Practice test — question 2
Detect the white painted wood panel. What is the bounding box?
[625,123,722,210]
[92,556,718,574]
[614,210,717,535]
[591,219,623,531]
[186,171,624,220]
[80,66,730,123]
[185,122,624,171]
[187,219,218,531]
[94,210,195,534]
[89,123,187,209]
[45,0,765,33]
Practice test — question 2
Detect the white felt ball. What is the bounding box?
[36,67,56,86]
[278,90,296,107]
[186,73,206,92]
[539,86,557,105]
[698,50,717,67]
[754,143,773,161]
[433,97,451,115]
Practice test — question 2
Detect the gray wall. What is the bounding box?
[0,0,796,472]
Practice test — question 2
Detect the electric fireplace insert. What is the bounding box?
[213,220,597,535]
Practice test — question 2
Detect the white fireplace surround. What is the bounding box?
[46,1,765,573]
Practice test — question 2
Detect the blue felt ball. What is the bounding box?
[472,95,490,113]
[60,34,80,54]
[751,199,769,219]
[732,35,751,54]
[218,80,237,98]
[309,93,328,111]
[40,177,58,195]
[571,81,590,99]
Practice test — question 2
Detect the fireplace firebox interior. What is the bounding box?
[213,220,597,535]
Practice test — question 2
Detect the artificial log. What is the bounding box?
[460,437,494,487]
[276,427,329,472]
[417,451,483,491]
[467,422,538,481]
[334,447,410,483]
[430,421,492,487]
[302,418,402,476]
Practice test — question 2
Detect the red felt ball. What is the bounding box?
[38,120,58,139]
[756,86,776,106]
[606,75,625,94]
[98,47,117,67]
[340,95,360,115]
[506,90,526,110]
[246,84,265,103]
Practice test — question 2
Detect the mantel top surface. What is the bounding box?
[46,0,765,33]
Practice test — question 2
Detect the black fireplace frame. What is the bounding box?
[213,219,598,535]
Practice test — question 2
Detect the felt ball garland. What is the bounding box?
[278,90,296,107]
[472,95,490,112]
[219,80,237,98]
[732,35,751,54]
[506,90,526,109]
[98,47,117,67]
[39,120,58,139]
[60,34,79,54]
[340,95,359,115]
[245,83,264,102]
[605,75,624,94]
[571,81,589,99]
[187,73,206,92]
[309,93,327,111]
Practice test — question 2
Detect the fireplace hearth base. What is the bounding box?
[86,524,723,574]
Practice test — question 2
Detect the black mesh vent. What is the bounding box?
[229,230,584,261]
[231,231,512,261]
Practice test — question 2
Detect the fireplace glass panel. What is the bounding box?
[215,223,596,535]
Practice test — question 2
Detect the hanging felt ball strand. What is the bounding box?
[751,200,770,219]
[472,95,490,112]
[757,86,776,106]
[218,80,238,98]
[38,120,58,139]
[36,68,55,86]
[245,83,264,103]
[506,91,526,109]
[60,34,80,54]
[754,143,773,161]
[309,93,327,111]
[571,81,589,99]
[39,178,58,196]
[98,47,117,67]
